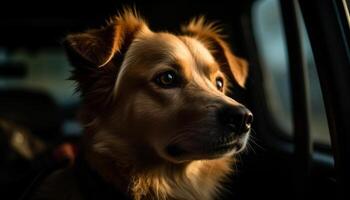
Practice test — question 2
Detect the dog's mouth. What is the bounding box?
[165,134,248,161]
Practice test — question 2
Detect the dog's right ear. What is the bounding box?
[63,9,149,96]
[64,24,119,68]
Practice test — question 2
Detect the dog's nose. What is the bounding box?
[217,105,253,135]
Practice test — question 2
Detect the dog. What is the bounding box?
[31,8,253,200]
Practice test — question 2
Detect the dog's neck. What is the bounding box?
[83,135,234,200]
[132,159,233,200]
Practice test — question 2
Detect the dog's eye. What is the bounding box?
[154,71,180,88]
[216,77,224,91]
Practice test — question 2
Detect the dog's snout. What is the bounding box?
[217,105,253,135]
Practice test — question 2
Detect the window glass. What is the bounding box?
[252,0,331,145]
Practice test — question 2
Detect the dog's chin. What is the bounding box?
[162,133,249,163]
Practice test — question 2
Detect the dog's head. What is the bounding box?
[64,9,253,164]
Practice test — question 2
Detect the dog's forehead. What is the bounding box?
[178,36,217,68]
[124,32,218,73]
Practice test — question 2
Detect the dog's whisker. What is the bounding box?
[249,129,265,151]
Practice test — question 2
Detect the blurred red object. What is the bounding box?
[53,143,77,165]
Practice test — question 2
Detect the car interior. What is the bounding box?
[1,0,349,200]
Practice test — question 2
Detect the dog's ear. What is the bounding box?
[63,9,149,117]
[63,9,149,95]
[64,24,118,68]
[182,17,248,87]
[64,10,149,68]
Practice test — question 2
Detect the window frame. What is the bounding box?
[297,0,350,199]
[239,0,349,199]
[239,0,335,166]
[241,1,331,153]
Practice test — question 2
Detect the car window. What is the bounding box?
[252,0,331,145]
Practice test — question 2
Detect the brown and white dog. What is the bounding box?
[34,9,253,200]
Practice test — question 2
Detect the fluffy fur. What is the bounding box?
[63,8,250,200]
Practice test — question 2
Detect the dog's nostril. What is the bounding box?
[242,112,253,132]
[245,112,253,127]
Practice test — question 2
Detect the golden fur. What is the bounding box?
[63,8,250,200]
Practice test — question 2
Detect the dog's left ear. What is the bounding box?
[182,17,248,87]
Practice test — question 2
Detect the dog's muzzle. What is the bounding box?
[165,105,253,161]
